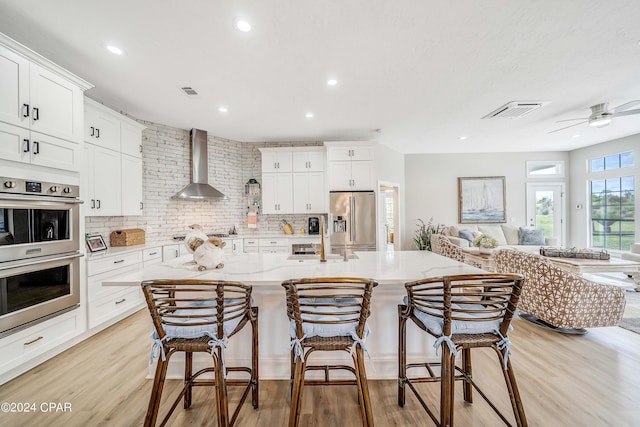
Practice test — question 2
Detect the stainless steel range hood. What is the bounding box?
[174,129,227,199]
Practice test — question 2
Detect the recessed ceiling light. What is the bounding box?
[458,136,468,141]
[572,134,580,138]
[236,19,251,32]
[305,112,314,118]
[327,79,338,86]
[218,106,228,113]
[106,45,124,55]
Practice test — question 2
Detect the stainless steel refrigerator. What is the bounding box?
[329,191,376,254]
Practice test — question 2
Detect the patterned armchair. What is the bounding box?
[494,249,626,330]
[431,234,482,269]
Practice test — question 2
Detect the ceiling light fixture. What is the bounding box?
[106,45,124,55]
[218,106,228,113]
[458,136,468,141]
[305,112,314,118]
[236,19,251,32]
[572,134,580,138]
[588,115,613,128]
[327,79,337,86]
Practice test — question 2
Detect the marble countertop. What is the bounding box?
[104,250,484,286]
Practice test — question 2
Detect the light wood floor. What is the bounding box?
[1,309,640,426]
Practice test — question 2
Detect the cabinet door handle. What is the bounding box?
[96,199,101,209]
[90,126,95,137]
[22,104,30,118]
[23,139,30,153]
[24,336,43,346]
[33,140,39,154]
[115,298,126,305]
[32,107,39,121]
[96,128,100,139]
[140,202,144,210]
[113,259,125,264]
[139,145,143,153]
[91,199,95,209]
[175,250,179,257]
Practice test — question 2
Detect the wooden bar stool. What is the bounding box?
[282,277,378,427]
[398,274,527,427]
[141,279,258,427]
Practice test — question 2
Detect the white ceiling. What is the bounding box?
[1,1,640,154]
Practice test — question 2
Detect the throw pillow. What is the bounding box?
[458,229,475,244]
[477,225,508,246]
[501,224,520,245]
[518,227,545,245]
[448,225,460,238]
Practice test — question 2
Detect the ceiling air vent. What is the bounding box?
[181,86,199,96]
[483,101,548,119]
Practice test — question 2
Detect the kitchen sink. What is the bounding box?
[287,254,359,261]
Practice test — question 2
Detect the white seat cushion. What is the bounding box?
[404,296,502,336]
[289,298,370,338]
[161,299,247,339]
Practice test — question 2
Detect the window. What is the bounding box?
[526,160,565,178]
[590,176,635,250]
[590,151,634,172]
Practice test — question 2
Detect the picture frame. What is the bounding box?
[86,234,107,252]
[458,176,507,223]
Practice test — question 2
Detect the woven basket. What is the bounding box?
[110,228,146,246]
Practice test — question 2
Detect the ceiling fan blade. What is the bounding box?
[613,108,640,117]
[548,121,588,134]
[556,117,588,123]
[610,100,640,113]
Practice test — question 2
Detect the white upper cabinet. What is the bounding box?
[0,40,89,144]
[261,173,293,214]
[84,102,121,151]
[261,150,293,173]
[293,172,326,213]
[325,141,375,191]
[293,149,325,172]
[120,121,143,158]
[83,99,146,217]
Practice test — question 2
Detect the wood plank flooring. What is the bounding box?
[1,308,639,426]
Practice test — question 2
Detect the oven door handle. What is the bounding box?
[0,193,84,204]
[0,252,83,272]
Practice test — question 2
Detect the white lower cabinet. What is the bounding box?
[143,247,162,266]
[0,308,82,378]
[258,238,289,253]
[86,251,144,329]
[222,238,243,255]
[162,244,190,261]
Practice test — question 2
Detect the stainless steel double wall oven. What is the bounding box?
[0,177,81,337]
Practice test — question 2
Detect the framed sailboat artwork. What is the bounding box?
[458,176,506,223]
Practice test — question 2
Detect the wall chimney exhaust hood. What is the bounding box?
[173,128,227,199]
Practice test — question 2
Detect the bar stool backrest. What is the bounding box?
[282,277,377,340]
[404,274,524,337]
[142,279,253,341]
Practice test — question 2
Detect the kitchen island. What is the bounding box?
[106,251,484,379]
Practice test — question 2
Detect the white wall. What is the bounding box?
[403,151,569,250]
[568,134,640,249]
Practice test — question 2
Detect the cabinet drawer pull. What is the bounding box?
[24,336,43,346]
[23,138,30,153]
[33,107,39,121]
[113,259,125,264]
[22,103,30,118]
[115,298,126,305]
[149,251,157,256]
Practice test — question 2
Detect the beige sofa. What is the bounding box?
[622,243,640,262]
[494,249,626,331]
[442,223,558,250]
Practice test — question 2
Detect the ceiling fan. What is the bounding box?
[549,100,640,133]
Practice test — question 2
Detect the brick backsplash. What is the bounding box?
[85,119,324,245]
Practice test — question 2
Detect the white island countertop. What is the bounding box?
[106,250,484,286]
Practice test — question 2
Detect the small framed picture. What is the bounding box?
[86,235,107,252]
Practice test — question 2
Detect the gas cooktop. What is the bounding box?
[172,233,229,241]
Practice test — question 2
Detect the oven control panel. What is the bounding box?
[1,177,79,198]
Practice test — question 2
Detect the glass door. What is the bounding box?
[526,183,565,246]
